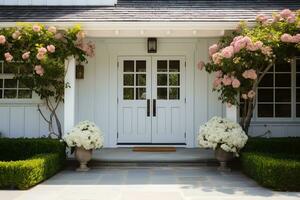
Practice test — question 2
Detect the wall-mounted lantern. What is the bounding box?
[76,64,84,79]
[147,38,157,53]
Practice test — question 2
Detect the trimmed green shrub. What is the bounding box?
[241,152,300,191]
[0,154,63,189]
[243,137,300,155]
[0,138,66,161]
[0,138,66,189]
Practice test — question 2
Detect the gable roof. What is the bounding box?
[0,0,299,22]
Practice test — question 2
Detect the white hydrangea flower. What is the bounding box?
[63,121,104,150]
[197,116,248,156]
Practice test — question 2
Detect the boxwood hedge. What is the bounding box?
[0,138,66,189]
[241,137,300,191]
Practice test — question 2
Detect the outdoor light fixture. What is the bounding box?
[76,64,84,79]
[147,38,157,53]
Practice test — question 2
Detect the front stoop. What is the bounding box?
[67,148,219,168]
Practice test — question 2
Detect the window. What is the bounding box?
[157,60,180,100]
[0,61,32,99]
[240,58,300,120]
[123,60,147,100]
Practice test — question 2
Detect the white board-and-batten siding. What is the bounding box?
[0,38,299,147]
[0,0,117,6]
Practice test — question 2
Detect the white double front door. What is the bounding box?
[117,56,186,144]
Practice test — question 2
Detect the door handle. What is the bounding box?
[147,99,150,117]
[153,99,156,117]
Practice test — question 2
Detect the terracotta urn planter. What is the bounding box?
[75,147,92,172]
[214,147,234,171]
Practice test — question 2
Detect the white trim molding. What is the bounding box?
[64,57,76,134]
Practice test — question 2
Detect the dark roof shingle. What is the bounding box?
[0,0,299,22]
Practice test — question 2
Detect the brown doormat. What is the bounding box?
[132,147,176,152]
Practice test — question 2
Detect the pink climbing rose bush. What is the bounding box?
[0,23,95,138]
[199,9,300,133]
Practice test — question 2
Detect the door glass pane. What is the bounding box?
[259,74,273,87]
[297,74,300,87]
[157,60,167,72]
[123,88,134,100]
[18,90,32,99]
[4,90,17,98]
[169,88,180,99]
[157,74,167,86]
[123,74,134,86]
[275,74,291,87]
[297,104,300,117]
[136,88,146,100]
[258,89,273,102]
[275,89,291,102]
[297,89,300,102]
[275,104,291,117]
[169,74,180,86]
[136,74,146,86]
[136,61,146,72]
[124,60,134,72]
[275,61,291,72]
[258,104,273,117]
[0,79,2,88]
[4,79,17,88]
[169,60,180,72]
[157,88,167,99]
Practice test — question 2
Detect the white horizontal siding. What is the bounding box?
[2,0,117,5]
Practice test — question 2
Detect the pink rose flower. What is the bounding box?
[215,70,223,78]
[247,90,256,99]
[208,44,219,56]
[242,69,257,80]
[222,75,232,86]
[232,37,247,53]
[246,42,258,51]
[232,78,241,88]
[34,65,44,76]
[280,9,293,19]
[12,31,21,40]
[36,53,45,60]
[287,14,296,23]
[47,45,55,53]
[197,61,205,70]
[254,41,263,49]
[0,35,6,44]
[4,52,13,62]
[212,52,223,65]
[272,13,281,22]
[38,47,47,54]
[256,14,268,23]
[32,24,41,32]
[261,46,272,56]
[22,51,30,60]
[221,46,234,59]
[291,34,300,43]
[213,77,222,88]
[281,33,293,42]
[48,26,57,34]
[241,94,248,100]
[76,31,86,41]
[77,41,95,57]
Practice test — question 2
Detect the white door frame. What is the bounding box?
[107,38,196,147]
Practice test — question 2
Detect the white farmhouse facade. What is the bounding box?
[0,0,299,147]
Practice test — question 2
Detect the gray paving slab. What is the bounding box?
[1,166,300,200]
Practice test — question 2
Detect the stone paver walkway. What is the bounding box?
[1,166,299,200]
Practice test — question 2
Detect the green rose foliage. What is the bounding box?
[202,9,300,106]
[0,23,94,101]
